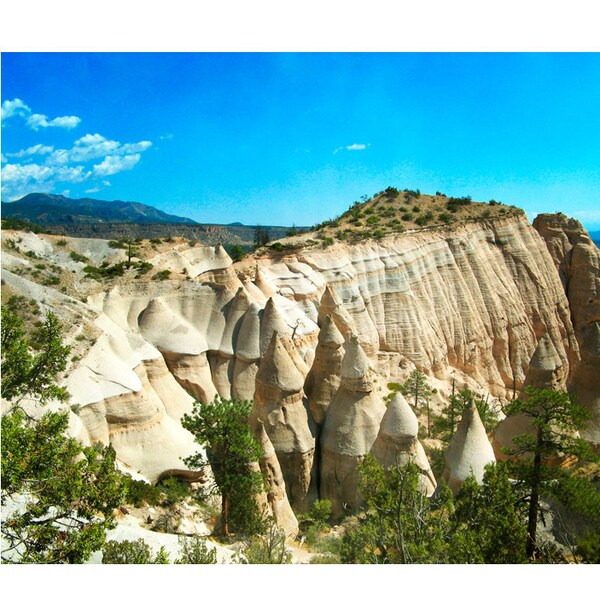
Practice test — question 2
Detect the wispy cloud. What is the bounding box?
[334,142,369,154]
[85,187,101,194]
[6,144,54,159]
[159,133,174,141]
[1,98,81,130]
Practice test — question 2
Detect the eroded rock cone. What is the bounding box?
[317,285,354,340]
[251,332,317,512]
[260,297,290,356]
[305,315,345,426]
[232,302,262,400]
[255,420,299,537]
[371,392,436,495]
[494,333,565,457]
[255,266,277,298]
[443,398,496,494]
[320,334,386,517]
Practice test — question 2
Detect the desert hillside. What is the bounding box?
[2,198,599,561]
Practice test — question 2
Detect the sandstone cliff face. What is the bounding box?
[493,332,568,458]
[533,214,600,443]
[4,213,588,505]
[258,215,578,400]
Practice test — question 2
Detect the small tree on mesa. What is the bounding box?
[182,397,264,537]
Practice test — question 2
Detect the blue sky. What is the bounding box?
[2,52,600,229]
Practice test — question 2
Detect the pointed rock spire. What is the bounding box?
[255,265,277,298]
[318,313,345,347]
[256,331,305,393]
[494,333,567,457]
[219,285,252,355]
[321,333,386,516]
[305,315,345,425]
[260,297,289,356]
[255,421,299,537]
[235,302,262,361]
[252,332,316,512]
[371,392,437,495]
[524,333,565,389]
[317,285,353,338]
[340,334,372,392]
[443,398,496,494]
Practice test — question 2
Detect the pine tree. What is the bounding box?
[399,368,433,410]
[1,307,125,563]
[181,397,264,537]
[503,386,599,559]
[450,462,527,563]
[340,455,451,563]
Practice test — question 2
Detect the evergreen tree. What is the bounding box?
[399,368,433,410]
[450,462,527,563]
[503,386,599,559]
[253,225,270,249]
[340,455,451,563]
[1,307,125,563]
[181,397,265,537]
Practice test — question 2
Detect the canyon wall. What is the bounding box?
[3,212,594,524]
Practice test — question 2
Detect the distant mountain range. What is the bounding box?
[1,192,309,247]
[1,193,198,225]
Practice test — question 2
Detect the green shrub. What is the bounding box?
[56,239,68,247]
[322,236,334,247]
[175,537,217,564]
[102,539,170,564]
[401,213,413,222]
[366,216,380,226]
[69,251,89,263]
[228,245,247,262]
[152,270,171,281]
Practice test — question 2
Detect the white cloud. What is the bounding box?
[6,144,54,159]
[27,113,81,131]
[1,98,30,122]
[0,97,81,130]
[1,153,7,163]
[1,161,89,201]
[85,187,101,194]
[1,100,152,199]
[46,134,152,165]
[119,140,152,154]
[333,142,369,154]
[92,154,141,177]
[159,133,174,141]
